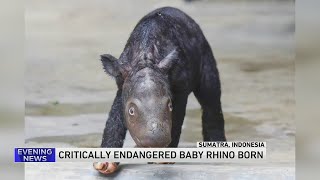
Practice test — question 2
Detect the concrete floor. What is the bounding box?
[26,162,294,180]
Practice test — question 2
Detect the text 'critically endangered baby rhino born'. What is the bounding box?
[93,7,226,175]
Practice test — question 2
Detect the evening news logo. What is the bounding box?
[15,148,55,162]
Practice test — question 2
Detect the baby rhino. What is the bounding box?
[94,7,226,174]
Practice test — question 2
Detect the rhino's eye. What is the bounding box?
[129,107,135,116]
[168,102,173,111]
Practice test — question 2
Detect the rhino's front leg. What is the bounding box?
[93,90,127,175]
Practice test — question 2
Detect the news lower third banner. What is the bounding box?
[14,142,266,163]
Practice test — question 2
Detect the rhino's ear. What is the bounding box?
[100,54,121,77]
[157,49,178,72]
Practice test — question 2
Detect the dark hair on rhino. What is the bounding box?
[95,6,226,175]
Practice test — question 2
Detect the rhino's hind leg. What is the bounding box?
[193,53,226,141]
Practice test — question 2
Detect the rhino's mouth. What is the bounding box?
[132,135,171,148]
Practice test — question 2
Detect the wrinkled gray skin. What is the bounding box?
[100,7,226,150]
[96,6,226,175]
[121,59,174,147]
[101,48,177,147]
